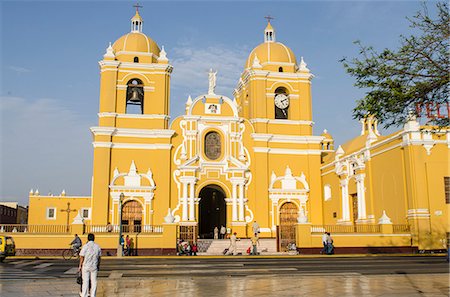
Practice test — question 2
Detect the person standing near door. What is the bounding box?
[214,226,219,239]
[220,225,226,239]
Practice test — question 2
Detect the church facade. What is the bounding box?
[23,10,449,253]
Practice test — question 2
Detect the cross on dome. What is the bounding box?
[133,2,143,12]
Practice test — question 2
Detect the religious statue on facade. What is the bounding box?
[208,68,217,95]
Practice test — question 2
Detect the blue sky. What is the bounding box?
[0,1,435,205]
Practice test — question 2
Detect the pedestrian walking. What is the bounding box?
[326,232,334,255]
[220,225,226,239]
[321,231,328,254]
[229,232,238,255]
[251,233,259,255]
[78,233,101,297]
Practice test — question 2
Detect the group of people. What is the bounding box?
[321,232,334,255]
[177,240,198,256]
[119,234,135,256]
[213,225,227,239]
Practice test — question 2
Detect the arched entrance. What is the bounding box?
[122,200,143,233]
[198,185,226,239]
[279,202,298,251]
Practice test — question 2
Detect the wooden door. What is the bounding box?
[122,200,143,233]
[279,202,298,252]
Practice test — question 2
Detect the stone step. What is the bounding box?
[203,239,277,255]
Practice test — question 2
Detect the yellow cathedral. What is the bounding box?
[16,10,448,255]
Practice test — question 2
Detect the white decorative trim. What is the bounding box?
[93,142,172,150]
[98,60,120,68]
[80,208,91,220]
[407,208,431,219]
[378,210,392,224]
[118,114,170,120]
[90,127,116,136]
[46,207,56,220]
[251,133,322,144]
[253,147,322,155]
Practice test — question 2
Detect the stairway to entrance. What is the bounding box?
[198,238,277,255]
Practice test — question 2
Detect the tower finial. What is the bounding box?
[133,2,143,12]
[131,3,143,32]
[264,15,274,23]
[264,16,275,43]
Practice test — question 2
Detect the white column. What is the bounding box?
[189,181,195,221]
[232,183,237,221]
[340,179,350,221]
[238,183,244,221]
[182,181,188,221]
[355,174,367,220]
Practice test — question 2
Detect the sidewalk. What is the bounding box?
[1,273,448,297]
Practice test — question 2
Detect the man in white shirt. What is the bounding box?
[79,233,102,297]
[220,225,226,239]
[229,232,238,255]
[252,221,260,235]
[321,232,328,254]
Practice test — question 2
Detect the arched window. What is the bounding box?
[278,67,283,72]
[204,131,221,160]
[134,57,139,63]
[126,78,144,114]
[274,86,289,120]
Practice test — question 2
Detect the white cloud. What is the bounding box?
[8,66,32,74]
[0,96,93,205]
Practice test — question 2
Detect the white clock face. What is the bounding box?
[274,93,289,109]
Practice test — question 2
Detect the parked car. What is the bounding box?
[0,235,16,262]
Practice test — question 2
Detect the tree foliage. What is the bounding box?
[341,2,449,127]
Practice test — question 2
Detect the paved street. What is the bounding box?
[0,255,448,296]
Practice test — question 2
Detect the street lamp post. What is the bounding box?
[117,193,124,257]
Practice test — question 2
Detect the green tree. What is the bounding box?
[341,2,449,127]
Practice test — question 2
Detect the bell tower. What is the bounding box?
[90,7,174,225]
[234,20,314,136]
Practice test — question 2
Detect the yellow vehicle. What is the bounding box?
[0,235,16,262]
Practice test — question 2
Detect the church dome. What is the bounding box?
[112,32,160,56]
[110,10,161,63]
[245,42,297,69]
[245,21,297,71]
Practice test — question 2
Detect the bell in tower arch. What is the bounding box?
[126,79,144,114]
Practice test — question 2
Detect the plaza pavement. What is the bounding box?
[1,273,449,297]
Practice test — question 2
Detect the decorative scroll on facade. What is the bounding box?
[204,131,221,160]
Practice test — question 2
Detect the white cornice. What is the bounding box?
[254,147,321,155]
[250,118,313,126]
[90,127,116,136]
[115,51,158,58]
[183,115,241,122]
[93,142,172,150]
[118,62,172,71]
[251,133,323,144]
[97,113,170,120]
[91,126,175,139]
[98,60,120,67]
